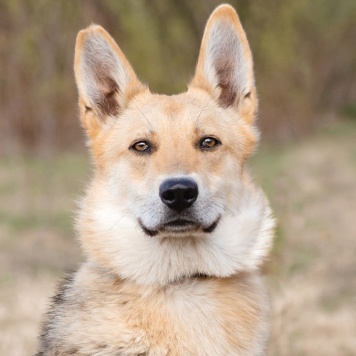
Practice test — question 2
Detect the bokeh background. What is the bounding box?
[0,0,355,355]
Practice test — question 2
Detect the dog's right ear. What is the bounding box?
[74,25,145,138]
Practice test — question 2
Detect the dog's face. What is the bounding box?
[75,5,274,285]
[86,92,257,238]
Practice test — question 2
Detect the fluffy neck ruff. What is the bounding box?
[78,183,275,286]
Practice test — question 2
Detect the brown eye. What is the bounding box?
[131,141,151,153]
[199,137,221,150]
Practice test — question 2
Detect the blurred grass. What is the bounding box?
[0,154,87,280]
[0,154,87,230]
[0,120,356,355]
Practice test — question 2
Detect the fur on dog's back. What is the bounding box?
[37,4,274,355]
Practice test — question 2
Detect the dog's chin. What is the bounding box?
[138,218,220,237]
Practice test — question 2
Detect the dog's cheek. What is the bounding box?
[103,158,148,202]
[235,122,259,162]
[204,148,241,185]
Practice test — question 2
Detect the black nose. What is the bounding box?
[159,178,198,212]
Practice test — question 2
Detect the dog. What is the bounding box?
[37,4,274,355]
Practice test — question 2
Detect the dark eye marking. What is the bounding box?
[199,136,221,150]
[130,141,152,153]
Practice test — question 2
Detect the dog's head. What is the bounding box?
[74,5,274,285]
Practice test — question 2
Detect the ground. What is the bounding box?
[0,121,355,355]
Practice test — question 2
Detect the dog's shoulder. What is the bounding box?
[37,264,149,355]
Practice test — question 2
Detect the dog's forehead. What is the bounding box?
[160,94,203,117]
[132,92,219,127]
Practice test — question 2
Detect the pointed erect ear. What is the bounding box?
[191,5,256,123]
[74,25,145,134]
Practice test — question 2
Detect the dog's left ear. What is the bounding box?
[191,5,257,124]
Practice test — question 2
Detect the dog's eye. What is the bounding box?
[131,141,151,153]
[199,137,221,150]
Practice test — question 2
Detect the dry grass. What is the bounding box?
[0,155,85,356]
[257,122,356,355]
[0,121,355,355]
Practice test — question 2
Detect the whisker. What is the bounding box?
[133,101,155,132]
[195,100,210,129]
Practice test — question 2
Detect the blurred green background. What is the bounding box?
[0,1,355,355]
[1,0,356,152]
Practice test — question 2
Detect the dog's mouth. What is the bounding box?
[139,217,220,237]
[166,218,196,227]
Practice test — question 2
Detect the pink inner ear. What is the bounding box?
[80,34,121,117]
[205,21,252,108]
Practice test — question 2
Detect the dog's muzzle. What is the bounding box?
[138,177,220,237]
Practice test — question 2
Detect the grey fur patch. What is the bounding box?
[36,272,76,355]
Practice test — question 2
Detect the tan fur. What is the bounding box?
[37,4,274,355]
[40,264,269,355]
